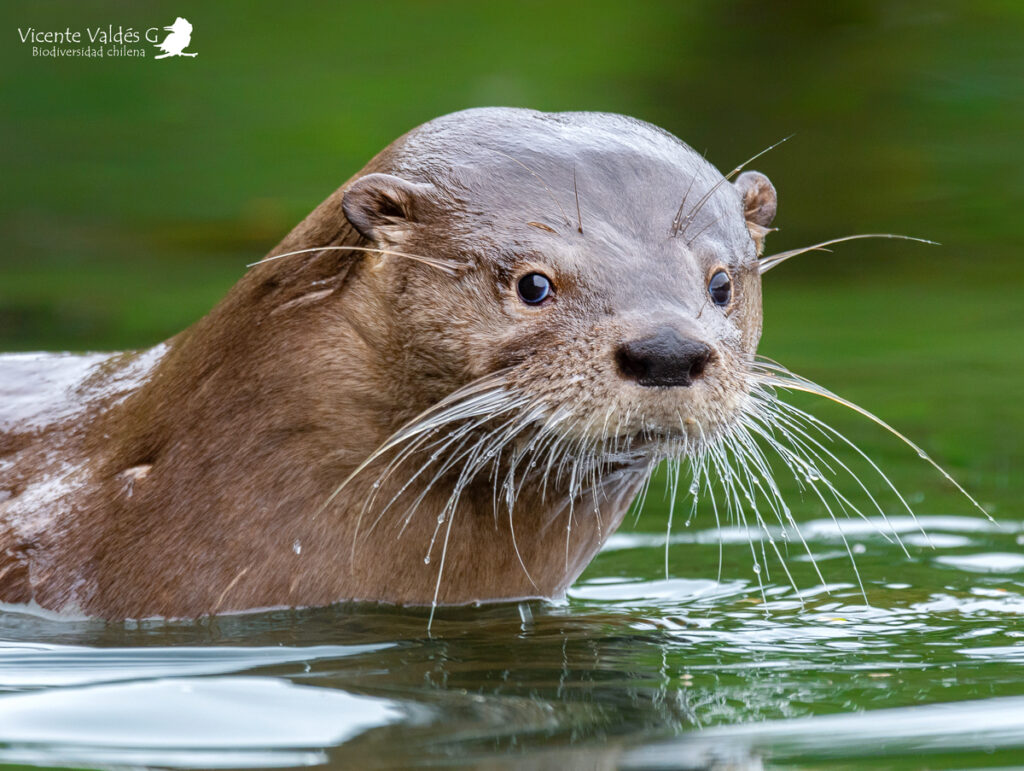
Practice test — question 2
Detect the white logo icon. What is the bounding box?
[153,17,196,59]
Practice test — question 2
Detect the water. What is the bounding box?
[0,507,1020,770]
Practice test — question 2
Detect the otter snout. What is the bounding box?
[615,327,713,388]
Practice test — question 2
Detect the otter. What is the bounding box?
[0,107,895,619]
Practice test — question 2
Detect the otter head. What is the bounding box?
[334,108,777,478]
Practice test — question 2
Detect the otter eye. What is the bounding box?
[708,271,732,307]
[517,273,552,305]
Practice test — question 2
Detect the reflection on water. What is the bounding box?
[0,678,400,769]
[2,513,1023,769]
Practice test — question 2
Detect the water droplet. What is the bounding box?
[689,481,699,495]
[752,562,761,574]
[437,514,446,523]
[371,481,380,489]
[423,556,431,565]
[292,539,302,555]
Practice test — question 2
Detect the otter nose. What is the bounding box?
[615,328,713,387]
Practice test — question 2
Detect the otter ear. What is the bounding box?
[734,171,777,256]
[342,173,435,244]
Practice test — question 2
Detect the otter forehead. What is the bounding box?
[386,108,753,260]
[341,107,776,353]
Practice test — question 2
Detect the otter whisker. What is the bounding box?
[753,362,922,536]
[747,401,872,525]
[770,432,872,602]
[496,413,564,591]
[528,423,566,505]
[589,449,609,541]
[505,406,575,505]
[356,389,522,511]
[512,417,569,507]
[573,165,584,234]
[508,500,538,591]
[735,430,827,588]
[498,407,555,512]
[412,404,541,540]
[371,414,513,540]
[559,432,605,562]
[397,441,478,540]
[753,364,989,519]
[766,394,929,542]
[555,425,596,494]
[702,418,803,605]
[364,399,519,523]
[564,484,576,570]
[693,423,725,583]
[535,414,613,520]
[744,397,876,594]
[536,427,573,510]
[711,437,770,606]
[750,395,911,554]
[328,371,523,561]
[427,485,460,631]
[670,165,703,236]
[664,453,683,580]
[369,412,500,525]
[331,369,516,498]
[730,420,793,534]
[752,400,839,480]
[743,409,870,569]
[675,135,792,240]
[421,411,544,610]
[724,435,799,607]
[676,177,732,241]
[758,234,937,274]
[661,423,700,577]
[685,213,727,247]
[492,149,572,230]
[724,430,786,593]
[723,135,794,182]
[246,244,467,275]
[591,449,609,529]
[629,459,658,527]
[462,402,553,509]
[727,421,817,601]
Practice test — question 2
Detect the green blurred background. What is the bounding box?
[1,0,1021,514]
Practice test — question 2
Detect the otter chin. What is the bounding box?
[0,108,783,619]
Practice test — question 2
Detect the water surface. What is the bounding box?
[2,506,1022,769]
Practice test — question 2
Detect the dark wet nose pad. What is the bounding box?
[615,327,713,387]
